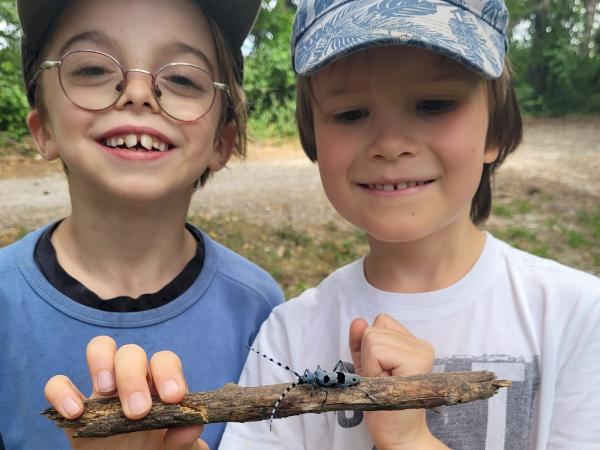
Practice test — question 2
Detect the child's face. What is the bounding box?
[27,0,233,204]
[311,46,499,244]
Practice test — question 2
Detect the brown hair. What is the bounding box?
[295,58,523,225]
[197,9,247,186]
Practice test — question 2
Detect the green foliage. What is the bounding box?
[507,0,600,116]
[245,2,298,138]
[0,1,29,138]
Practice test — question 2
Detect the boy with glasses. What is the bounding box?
[0,0,283,449]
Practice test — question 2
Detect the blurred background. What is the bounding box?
[1,0,598,297]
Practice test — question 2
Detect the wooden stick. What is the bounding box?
[42,371,511,438]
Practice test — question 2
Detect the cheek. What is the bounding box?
[314,131,349,185]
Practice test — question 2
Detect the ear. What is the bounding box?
[26,110,60,161]
[483,145,500,164]
[208,121,236,172]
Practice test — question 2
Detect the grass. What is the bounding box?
[485,187,600,277]
[1,192,598,299]
[192,214,368,298]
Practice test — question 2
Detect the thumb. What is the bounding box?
[164,425,207,450]
[349,318,369,375]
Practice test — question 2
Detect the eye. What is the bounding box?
[334,109,369,123]
[167,75,198,88]
[417,99,456,114]
[158,66,212,97]
[72,65,111,77]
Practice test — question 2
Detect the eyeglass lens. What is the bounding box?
[58,51,217,121]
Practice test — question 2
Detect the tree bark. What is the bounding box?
[42,371,511,438]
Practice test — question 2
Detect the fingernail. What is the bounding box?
[97,369,115,393]
[61,397,81,417]
[127,391,149,415]
[161,378,180,397]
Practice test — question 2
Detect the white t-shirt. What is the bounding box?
[219,233,600,450]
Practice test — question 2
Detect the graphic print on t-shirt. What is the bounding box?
[335,355,540,450]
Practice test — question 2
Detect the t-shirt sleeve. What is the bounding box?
[546,290,600,449]
[218,309,307,450]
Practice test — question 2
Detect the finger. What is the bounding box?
[114,344,152,419]
[362,342,434,376]
[359,326,435,377]
[349,318,369,374]
[86,335,117,397]
[44,375,85,419]
[150,351,187,403]
[372,313,412,335]
[362,325,424,352]
[164,426,207,450]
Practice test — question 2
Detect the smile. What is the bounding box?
[102,134,173,152]
[365,180,434,191]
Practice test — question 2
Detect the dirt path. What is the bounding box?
[1,117,599,233]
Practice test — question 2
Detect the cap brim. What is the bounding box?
[293,0,505,79]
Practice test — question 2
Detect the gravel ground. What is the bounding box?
[0,117,598,232]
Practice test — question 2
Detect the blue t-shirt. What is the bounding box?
[0,224,284,450]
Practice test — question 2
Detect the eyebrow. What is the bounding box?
[57,30,115,57]
[158,41,216,75]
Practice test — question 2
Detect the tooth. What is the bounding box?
[383,184,393,191]
[125,134,138,148]
[376,184,384,190]
[397,183,408,190]
[140,134,153,150]
[408,182,417,188]
[117,137,125,146]
[153,140,167,152]
[112,137,120,147]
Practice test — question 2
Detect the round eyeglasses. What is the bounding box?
[31,50,230,122]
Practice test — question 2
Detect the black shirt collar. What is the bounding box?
[33,221,205,312]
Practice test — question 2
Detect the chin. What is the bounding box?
[360,219,444,244]
[106,180,190,204]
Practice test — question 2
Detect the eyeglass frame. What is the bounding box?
[29,49,231,123]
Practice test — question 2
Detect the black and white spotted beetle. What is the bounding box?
[248,346,376,430]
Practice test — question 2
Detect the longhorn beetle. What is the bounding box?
[248,346,376,430]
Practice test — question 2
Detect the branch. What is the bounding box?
[42,371,511,438]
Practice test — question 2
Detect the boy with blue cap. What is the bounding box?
[219,0,600,448]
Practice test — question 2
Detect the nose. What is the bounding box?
[367,115,419,161]
[113,70,162,115]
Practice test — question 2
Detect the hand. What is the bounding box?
[349,314,447,450]
[44,335,208,450]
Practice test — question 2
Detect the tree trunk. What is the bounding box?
[530,0,551,96]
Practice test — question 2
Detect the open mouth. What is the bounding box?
[361,180,435,191]
[101,134,174,152]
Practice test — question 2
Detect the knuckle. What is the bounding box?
[419,339,435,355]
[372,313,387,325]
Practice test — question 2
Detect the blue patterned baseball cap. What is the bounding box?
[292,0,509,79]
